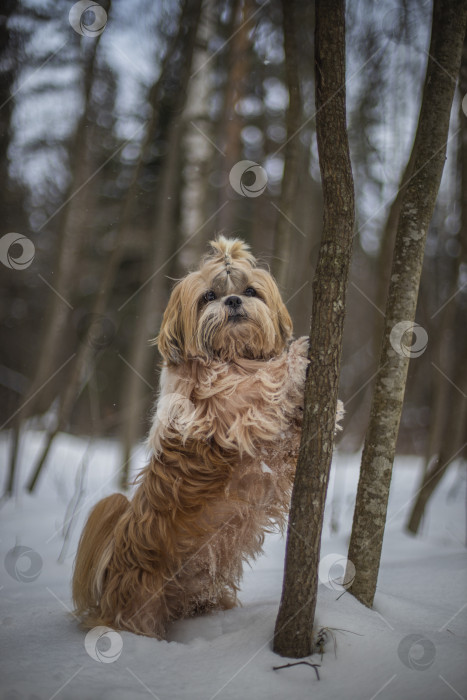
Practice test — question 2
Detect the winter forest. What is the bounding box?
[1,0,466,699]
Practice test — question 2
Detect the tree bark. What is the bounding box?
[347,0,467,608]
[273,0,355,658]
[272,0,303,291]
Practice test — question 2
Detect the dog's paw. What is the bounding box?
[287,336,309,393]
[289,336,309,359]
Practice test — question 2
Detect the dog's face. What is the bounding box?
[157,237,292,363]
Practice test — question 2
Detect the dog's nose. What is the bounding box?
[224,295,242,309]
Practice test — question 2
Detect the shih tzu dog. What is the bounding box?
[72,237,343,638]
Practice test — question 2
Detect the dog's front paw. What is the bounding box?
[289,336,309,359]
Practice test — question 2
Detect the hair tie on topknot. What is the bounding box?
[204,235,256,268]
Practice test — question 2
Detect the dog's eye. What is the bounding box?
[203,290,216,302]
[244,287,257,297]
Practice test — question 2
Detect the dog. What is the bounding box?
[72,236,343,638]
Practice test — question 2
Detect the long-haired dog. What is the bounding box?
[72,237,343,638]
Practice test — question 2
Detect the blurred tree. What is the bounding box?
[7,1,112,495]
[178,0,217,269]
[118,0,203,487]
[272,0,302,290]
[406,30,467,534]
[22,14,185,493]
[1,0,29,496]
[216,0,253,233]
[273,0,355,658]
[347,0,467,608]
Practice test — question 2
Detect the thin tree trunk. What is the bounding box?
[346,0,467,608]
[272,0,302,291]
[177,0,217,271]
[373,146,417,344]
[216,0,252,233]
[406,358,467,533]
[119,0,203,488]
[273,0,355,658]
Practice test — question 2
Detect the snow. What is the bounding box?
[1,431,466,700]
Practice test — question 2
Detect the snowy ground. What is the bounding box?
[1,431,466,700]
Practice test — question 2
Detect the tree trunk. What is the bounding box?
[346,0,467,608]
[272,0,303,291]
[177,0,217,271]
[216,0,252,233]
[273,0,355,658]
[406,358,467,533]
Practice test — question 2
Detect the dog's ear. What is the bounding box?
[154,282,185,364]
[275,297,293,347]
[253,268,293,349]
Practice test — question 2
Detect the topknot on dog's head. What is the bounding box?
[203,236,256,271]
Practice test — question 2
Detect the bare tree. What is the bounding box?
[273,0,355,658]
[215,0,253,234]
[272,0,303,291]
[346,0,467,608]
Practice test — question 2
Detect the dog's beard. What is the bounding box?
[197,300,278,362]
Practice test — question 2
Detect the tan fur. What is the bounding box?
[72,237,343,638]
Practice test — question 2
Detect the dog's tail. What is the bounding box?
[72,493,129,626]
